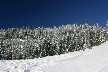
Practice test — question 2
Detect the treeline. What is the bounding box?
[0,23,108,60]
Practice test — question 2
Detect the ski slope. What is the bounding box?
[0,41,108,72]
[45,41,108,72]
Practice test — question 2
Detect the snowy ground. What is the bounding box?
[0,41,108,72]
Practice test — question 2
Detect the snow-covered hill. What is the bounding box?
[46,41,108,72]
[0,41,108,72]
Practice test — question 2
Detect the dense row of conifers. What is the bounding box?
[0,23,108,60]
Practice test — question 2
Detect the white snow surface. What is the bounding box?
[0,41,108,72]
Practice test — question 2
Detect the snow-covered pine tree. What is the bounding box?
[0,22,108,60]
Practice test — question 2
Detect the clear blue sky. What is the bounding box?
[0,0,108,29]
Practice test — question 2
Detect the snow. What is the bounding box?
[46,41,108,72]
[0,41,108,72]
[19,39,25,42]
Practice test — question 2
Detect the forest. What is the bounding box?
[0,23,108,60]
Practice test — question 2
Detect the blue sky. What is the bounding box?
[0,0,108,29]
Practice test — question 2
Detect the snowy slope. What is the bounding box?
[45,41,108,72]
[0,41,108,72]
